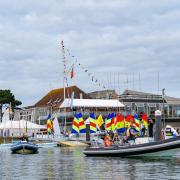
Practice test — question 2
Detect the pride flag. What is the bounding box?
[78,113,86,133]
[134,114,140,132]
[47,114,53,134]
[142,113,148,129]
[105,113,113,131]
[111,113,116,132]
[90,113,97,133]
[71,113,79,134]
[125,114,134,128]
[115,114,125,134]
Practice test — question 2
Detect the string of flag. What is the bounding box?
[66,48,106,89]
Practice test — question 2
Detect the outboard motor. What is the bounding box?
[154,110,162,142]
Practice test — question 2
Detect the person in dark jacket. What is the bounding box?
[148,119,154,137]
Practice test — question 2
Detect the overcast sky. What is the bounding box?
[1,0,180,106]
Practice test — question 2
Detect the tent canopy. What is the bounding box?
[60,98,124,108]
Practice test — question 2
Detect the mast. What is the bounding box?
[61,40,67,133]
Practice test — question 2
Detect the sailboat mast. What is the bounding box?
[61,40,67,133]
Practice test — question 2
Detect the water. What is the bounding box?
[0,147,180,180]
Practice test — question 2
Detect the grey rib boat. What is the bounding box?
[83,137,180,157]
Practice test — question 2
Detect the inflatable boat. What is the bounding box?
[11,141,38,154]
[83,137,180,157]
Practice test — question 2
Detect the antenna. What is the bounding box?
[139,72,141,91]
[157,72,160,94]
[132,72,135,90]
[126,75,129,90]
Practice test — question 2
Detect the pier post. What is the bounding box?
[154,110,162,141]
[85,119,90,142]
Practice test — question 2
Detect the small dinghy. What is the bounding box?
[83,137,180,157]
[11,141,38,154]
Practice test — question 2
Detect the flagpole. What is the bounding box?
[61,40,67,133]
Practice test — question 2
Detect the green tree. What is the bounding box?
[0,89,22,121]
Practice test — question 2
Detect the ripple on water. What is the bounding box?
[0,147,180,179]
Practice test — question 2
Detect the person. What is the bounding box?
[113,133,120,145]
[165,125,178,139]
[104,134,112,147]
[176,128,179,135]
[140,122,146,137]
[126,123,137,144]
[148,119,154,137]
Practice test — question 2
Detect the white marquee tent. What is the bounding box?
[0,120,46,137]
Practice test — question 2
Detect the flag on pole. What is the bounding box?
[134,114,140,132]
[47,114,53,134]
[78,113,86,133]
[90,113,97,133]
[111,113,116,132]
[125,114,134,128]
[70,66,74,79]
[105,113,113,131]
[71,113,79,134]
[96,115,104,128]
[115,114,125,134]
[142,113,148,129]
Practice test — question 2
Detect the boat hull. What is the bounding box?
[83,137,180,157]
[11,141,38,154]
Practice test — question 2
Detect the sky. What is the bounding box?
[1,0,180,106]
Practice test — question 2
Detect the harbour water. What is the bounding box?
[0,146,180,180]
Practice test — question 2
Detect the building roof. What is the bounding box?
[88,89,118,99]
[164,96,180,105]
[35,86,91,107]
[122,89,159,96]
[60,98,124,108]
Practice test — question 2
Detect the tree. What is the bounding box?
[0,89,22,122]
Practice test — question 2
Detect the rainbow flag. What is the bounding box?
[134,114,140,132]
[71,113,79,134]
[90,113,97,133]
[47,114,53,134]
[142,113,148,129]
[105,113,113,131]
[111,113,116,132]
[78,113,86,133]
[125,114,134,128]
[115,114,125,134]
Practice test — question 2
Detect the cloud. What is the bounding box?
[0,0,180,106]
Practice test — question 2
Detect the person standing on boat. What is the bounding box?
[126,123,137,144]
[148,119,154,138]
[140,122,146,137]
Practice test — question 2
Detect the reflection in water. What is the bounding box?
[0,147,180,179]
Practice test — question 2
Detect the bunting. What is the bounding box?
[65,48,106,89]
